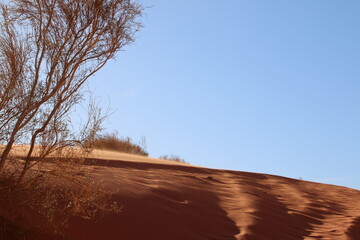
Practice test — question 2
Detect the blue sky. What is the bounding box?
[88,0,360,190]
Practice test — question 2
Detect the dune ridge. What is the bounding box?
[5,149,360,239]
[62,154,360,240]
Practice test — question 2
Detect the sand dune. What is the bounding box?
[66,154,360,240]
[6,149,360,239]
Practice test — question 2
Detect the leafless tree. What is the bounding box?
[0,0,142,236]
[0,0,142,183]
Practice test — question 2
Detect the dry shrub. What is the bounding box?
[0,158,121,239]
[90,133,148,156]
[159,155,188,164]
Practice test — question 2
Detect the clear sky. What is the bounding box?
[88,0,360,190]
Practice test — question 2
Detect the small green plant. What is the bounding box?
[159,155,188,164]
[90,133,148,156]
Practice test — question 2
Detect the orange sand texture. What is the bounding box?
[12,149,360,239]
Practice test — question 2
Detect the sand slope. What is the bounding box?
[9,149,360,240]
[61,153,360,240]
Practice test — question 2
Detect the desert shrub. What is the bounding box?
[90,133,148,156]
[159,155,188,164]
[0,160,121,239]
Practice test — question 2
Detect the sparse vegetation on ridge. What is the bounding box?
[159,154,188,164]
[90,133,148,156]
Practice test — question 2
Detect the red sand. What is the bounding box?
[7,151,360,239]
[65,157,360,240]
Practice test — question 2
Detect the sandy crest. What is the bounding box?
[8,145,189,166]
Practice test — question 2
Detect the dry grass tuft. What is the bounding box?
[159,155,188,164]
[90,133,148,156]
